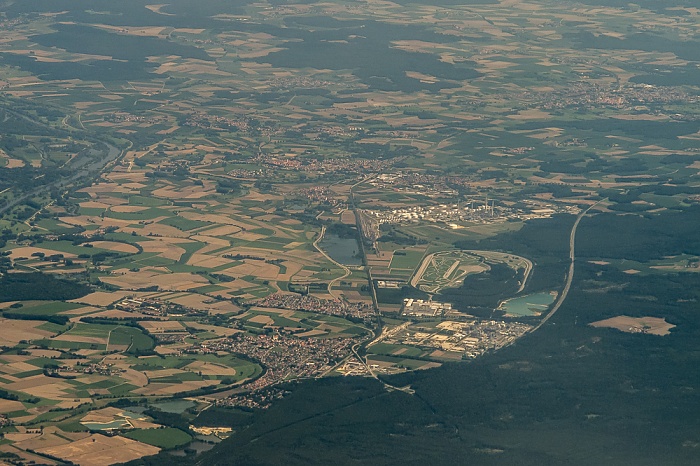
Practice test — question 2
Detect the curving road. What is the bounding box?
[312,225,351,300]
[531,200,603,333]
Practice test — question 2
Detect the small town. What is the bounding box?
[199,332,358,408]
[255,293,374,322]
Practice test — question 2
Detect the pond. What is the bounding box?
[169,440,217,457]
[320,233,362,266]
[498,292,557,317]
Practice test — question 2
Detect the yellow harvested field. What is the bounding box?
[192,237,232,255]
[4,157,25,168]
[36,434,160,466]
[138,222,189,238]
[166,293,221,310]
[58,306,100,316]
[79,407,159,429]
[8,246,78,259]
[1,359,40,372]
[291,269,314,280]
[101,270,209,290]
[428,350,463,360]
[179,212,241,225]
[590,315,675,336]
[244,191,284,202]
[81,407,126,423]
[27,349,62,358]
[186,254,232,268]
[120,368,149,387]
[79,201,111,209]
[0,444,53,465]
[139,241,187,261]
[295,329,327,337]
[184,361,237,376]
[234,232,267,241]
[10,428,87,451]
[0,399,25,413]
[53,334,106,345]
[4,432,42,443]
[144,368,184,379]
[0,320,55,345]
[58,216,98,227]
[54,400,91,410]
[7,377,73,399]
[202,301,240,314]
[140,320,184,332]
[226,261,280,279]
[248,314,274,325]
[69,291,132,307]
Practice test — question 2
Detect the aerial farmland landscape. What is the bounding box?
[0,0,698,464]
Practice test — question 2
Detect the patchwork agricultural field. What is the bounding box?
[0,0,698,463]
[0,323,261,404]
[234,307,368,338]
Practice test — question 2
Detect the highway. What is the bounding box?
[350,332,415,395]
[531,200,603,333]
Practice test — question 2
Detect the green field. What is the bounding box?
[124,427,191,449]
[159,216,210,231]
[389,249,426,271]
[5,301,82,316]
[108,326,155,353]
[32,339,106,351]
[0,0,697,463]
